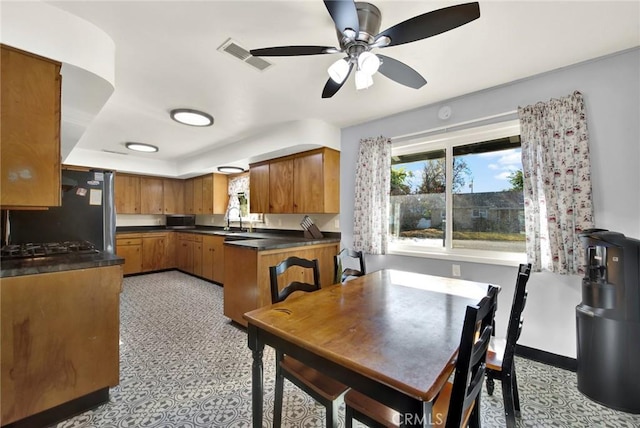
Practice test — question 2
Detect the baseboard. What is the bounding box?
[516,344,577,372]
[1,388,109,428]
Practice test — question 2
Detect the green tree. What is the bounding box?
[507,169,524,191]
[416,158,471,194]
[390,167,413,195]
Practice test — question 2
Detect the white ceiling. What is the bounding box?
[44,1,639,176]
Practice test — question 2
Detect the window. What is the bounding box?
[389,120,525,263]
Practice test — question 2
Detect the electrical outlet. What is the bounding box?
[211,217,215,224]
[452,264,461,277]
[277,218,282,226]
[334,219,340,228]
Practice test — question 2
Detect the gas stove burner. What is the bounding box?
[0,241,99,260]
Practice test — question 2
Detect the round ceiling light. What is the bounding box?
[170,108,214,127]
[217,166,245,174]
[125,142,158,153]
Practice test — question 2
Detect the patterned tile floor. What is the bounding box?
[54,271,640,428]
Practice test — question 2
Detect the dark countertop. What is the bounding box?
[1,252,124,278]
[116,226,341,251]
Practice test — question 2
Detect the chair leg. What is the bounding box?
[512,365,521,418]
[345,404,353,428]
[486,372,495,396]
[469,395,482,428]
[273,364,284,428]
[502,372,517,428]
[326,399,339,428]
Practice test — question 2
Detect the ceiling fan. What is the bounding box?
[250,1,480,98]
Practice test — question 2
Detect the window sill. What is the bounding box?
[388,245,527,267]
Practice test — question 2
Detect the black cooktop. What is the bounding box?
[0,241,99,260]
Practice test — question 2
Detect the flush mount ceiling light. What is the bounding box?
[170,108,214,127]
[217,166,245,174]
[125,142,158,153]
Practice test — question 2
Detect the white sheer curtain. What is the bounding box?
[353,136,391,255]
[518,90,594,275]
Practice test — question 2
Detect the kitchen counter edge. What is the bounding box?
[1,252,124,278]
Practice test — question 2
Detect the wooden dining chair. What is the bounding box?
[333,248,366,283]
[269,256,349,428]
[344,285,499,428]
[485,263,531,428]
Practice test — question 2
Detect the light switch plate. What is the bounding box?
[452,264,461,277]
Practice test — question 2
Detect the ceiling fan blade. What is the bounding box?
[250,46,336,57]
[376,2,480,48]
[324,0,359,35]
[377,55,427,89]
[322,63,354,98]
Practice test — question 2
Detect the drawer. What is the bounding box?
[117,238,142,246]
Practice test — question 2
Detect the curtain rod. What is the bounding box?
[391,109,519,143]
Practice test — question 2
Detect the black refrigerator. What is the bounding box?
[6,169,116,253]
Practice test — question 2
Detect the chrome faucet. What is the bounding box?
[227,206,243,231]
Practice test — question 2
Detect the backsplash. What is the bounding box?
[116,213,340,232]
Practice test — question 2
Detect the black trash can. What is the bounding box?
[576,229,640,413]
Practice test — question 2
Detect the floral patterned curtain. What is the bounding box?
[353,136,391,255]
[225,174,249,220]
[518,90,594,275]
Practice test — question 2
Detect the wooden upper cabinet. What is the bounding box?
[192,176,204,215]
[269,159,294,213]
[1,45,62,208]
[140,177,163,214]
[202,173,228,215]
[249,147,340,214]
[294,148,340,213]
[163,178,184,214]
[115,174,140,214]
[184,178,194,214]
[250,163,270,214]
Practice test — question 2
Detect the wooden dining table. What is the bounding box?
[244,269,494,428]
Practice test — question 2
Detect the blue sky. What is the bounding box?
[398,148,522,194]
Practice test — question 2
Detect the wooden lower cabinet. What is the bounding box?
[202,235,225,284]
[176,233,203,277]
[116,234,142,275]
[141,232,173,272]
[1,265,123,425]
[223,242,339,326]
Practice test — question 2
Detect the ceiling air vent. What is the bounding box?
[218,38,272,71]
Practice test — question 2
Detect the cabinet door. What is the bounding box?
[212,236,225,283]
[184,179,194,214]
[202,236,215,281]
[192,242,203,277]
[294,151,324,213]
[177,238,190,272]
[117,243,142,275]
[1,46,61,208]
[203,173,229,215]
[163,179,184,214]
[269,159,294,213]
[250,163,270,214]
[193,176,204,215]
[140,177,163,214]
[115,174,140,214]
[142,235,167,272]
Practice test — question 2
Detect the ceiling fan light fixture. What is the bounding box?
[357,51,380,75]
[170,108,214,127]
[125,142,158,153]
[328,58,350,83]
[355,70,373,90]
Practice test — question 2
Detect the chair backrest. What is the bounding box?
[446,285,498,428]
[502,263,532,370]
[334,248,366,283]
[269,256,321,304]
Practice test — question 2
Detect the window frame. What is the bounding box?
[388,120,527,266]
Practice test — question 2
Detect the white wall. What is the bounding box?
[340,48,640,359]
